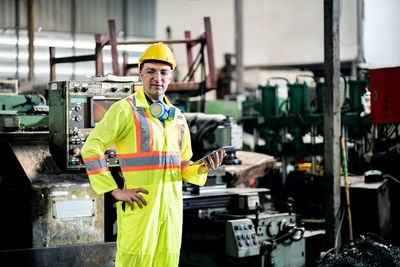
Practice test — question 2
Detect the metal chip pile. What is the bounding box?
[318,235,400,267]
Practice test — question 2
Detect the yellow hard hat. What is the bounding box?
[138,42,176,70]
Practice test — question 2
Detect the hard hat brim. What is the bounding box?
[139,59,174,70]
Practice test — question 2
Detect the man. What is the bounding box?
[81,42,225,267]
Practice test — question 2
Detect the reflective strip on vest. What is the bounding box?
[119,154,181,171]
[119,153,180,172]
[83,155,109,175]
[125,96,153,153]
[123,95,182,172]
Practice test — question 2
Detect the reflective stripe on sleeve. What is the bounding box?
[83,154,106,162]
[87,167,109,175]
[84,158,107,171]
[83,155,109,175]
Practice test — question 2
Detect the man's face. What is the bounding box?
[140,62,173,101]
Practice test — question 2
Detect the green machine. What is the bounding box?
[0,94,48,132]
[243,75,371,176]
[252,78,315,157]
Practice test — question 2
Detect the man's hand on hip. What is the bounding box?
[112,188,149,210]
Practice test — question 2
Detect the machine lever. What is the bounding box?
[287,197,294,215]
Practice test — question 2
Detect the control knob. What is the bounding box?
[70,147,80,157]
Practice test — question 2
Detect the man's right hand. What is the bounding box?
[111,188,149,210]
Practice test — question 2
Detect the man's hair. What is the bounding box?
[140,60,173,70]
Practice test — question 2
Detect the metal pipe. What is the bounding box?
[204,17,217,89]
[108,20,120,76]
[235,0,244,94]
[311,125,317,173]
[49,47,55,82]
[15,0,20,80]
[185,31,194,81]
[122,0,128,41]
[95,34,104,76]
[281,127,287,188]
[115,38,202,46]
[356,0,365,64]
[27,0,34,81]
[71,0,77,80]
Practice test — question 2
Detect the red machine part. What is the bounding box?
[369,66,400,124]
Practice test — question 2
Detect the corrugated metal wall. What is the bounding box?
[0,0,155,82]
[0,0,155,36]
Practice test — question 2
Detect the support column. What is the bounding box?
[324,0,342,250]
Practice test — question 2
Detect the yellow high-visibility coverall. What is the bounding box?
[81,87,207,267]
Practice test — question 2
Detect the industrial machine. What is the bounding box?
[242,67,400,247]
[11,141,105,248]
[243,75,371,178]
[184,113,243,165]
[0,79,138,257]
[48,80,136,170]
[180,189,306,267]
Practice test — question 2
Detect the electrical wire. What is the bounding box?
[319,205,346,261]
[363,232,389,246]
[335,205,346,248]
[383,174,400,184]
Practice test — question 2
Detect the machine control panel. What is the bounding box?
[251,213,296,241]
[49,80,137,170]
[226,218,260,258]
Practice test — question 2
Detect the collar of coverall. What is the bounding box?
[135,87,172,109]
